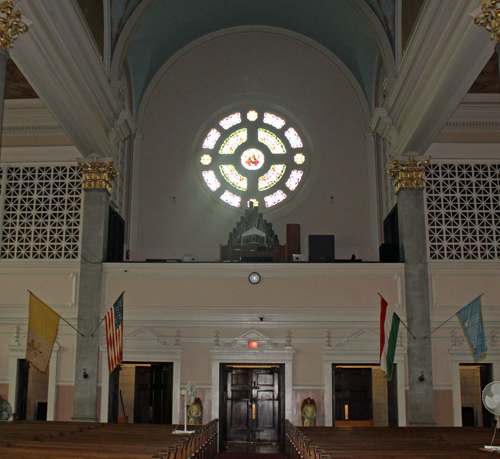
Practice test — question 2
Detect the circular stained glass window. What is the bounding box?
[198,108,308,209]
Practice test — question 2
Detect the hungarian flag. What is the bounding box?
[26,293,60,373]
[380,296,400,380]
[105,293,124,373]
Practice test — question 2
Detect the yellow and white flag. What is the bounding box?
[25,293,60,373]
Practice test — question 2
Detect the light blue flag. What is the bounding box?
[456,296,487,363]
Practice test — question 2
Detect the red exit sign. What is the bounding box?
[248,341,258,349]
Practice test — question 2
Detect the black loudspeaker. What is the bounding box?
[309,235,335,262]
[379,243,400,262]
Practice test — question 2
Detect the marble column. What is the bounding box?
[0,48,9,153]
[496,42,500,77]
[389,156,435,426]
[72,159,118,421]
[397,187,435,426]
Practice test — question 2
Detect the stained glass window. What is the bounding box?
[201,154,212,165]
[220,129,247,154]
[259,165,286,191]
[285,170,303,191]
[203,128,221,149]
[285,127,303,148]
[264,190,287,207]
[241,149,265,171]
[202,171,221,191]
[294,153,305,164]
[220,113,242,130]
[258,129,286,154]
[220,165,248,191]
[198,108,307,210]
[220,190,241,207]
[247,111,258,121]
[263,112,286,129]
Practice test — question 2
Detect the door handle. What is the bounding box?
[252,403,256,420]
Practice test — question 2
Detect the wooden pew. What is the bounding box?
[285,420,497,459]
[0,419,218,459]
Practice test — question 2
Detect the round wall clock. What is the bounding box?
[248,272,261,284]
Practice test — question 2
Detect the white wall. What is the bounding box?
[136,29,373,262]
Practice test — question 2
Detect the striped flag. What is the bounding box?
[380,296,400,380]
[26,293,60,373]
[456,296,487,363]
[105,293,124,373]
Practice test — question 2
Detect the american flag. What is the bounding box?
[105,293,124,373]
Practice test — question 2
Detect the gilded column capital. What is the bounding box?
[474,0,500,43]
[78,158,119,192]
[0,1,28,52]
[387,156,430,192]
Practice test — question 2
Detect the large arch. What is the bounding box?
[110,0,396,115]
[128,25,379,261]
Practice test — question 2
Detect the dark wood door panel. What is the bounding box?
[334,367,373,422]
[226,367,280,443]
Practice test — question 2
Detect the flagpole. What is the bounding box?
[422,293,484,340]
[399,319,417,340]
[27,290,85,337]
[378,292,416,339]
[59,315,85,337]
[90,316,106,338]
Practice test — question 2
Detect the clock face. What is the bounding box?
[249,272,261,284]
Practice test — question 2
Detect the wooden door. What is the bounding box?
[480,364,494,427]
[134,366,151,423]
[108,366,120,423]
[15,359,30,420]
[151,364,173,424]
[387,364,398,427]
[226,367,280,442]
[133,364,173,424]
[334,367,373,423]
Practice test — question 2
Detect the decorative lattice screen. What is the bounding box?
[426,163,500,260]
[1,165,82,259]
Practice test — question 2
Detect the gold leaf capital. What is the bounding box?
[0,1,28,52]
[387,156,430,192]
[78,158,119,192]
[474,0,500,43]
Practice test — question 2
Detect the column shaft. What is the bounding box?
[72,188,109,421]
[0,48,9,156]
[397,187,435,426]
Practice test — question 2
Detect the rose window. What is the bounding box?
[198,109,308,208]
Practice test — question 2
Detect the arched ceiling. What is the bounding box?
[111,0,395,113]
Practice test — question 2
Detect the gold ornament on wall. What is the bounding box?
[387,156,430,192]
[0,0,28,51]
[78,158,119,192]
[474,0,500,43]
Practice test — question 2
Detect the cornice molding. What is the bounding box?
[443,94,500,131]
[371,0,494,156]
[10,0,128,156]
[442,121,500,132]
[2,99,65,137]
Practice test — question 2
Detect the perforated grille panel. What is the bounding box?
[426,163,500,260]
[1,165,82,259]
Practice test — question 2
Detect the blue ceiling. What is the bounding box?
[110,0,395,114]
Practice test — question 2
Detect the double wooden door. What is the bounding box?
[334,367,373,423]
[224,366,281,443]
[108,363,173,424]
[134,364,173,424]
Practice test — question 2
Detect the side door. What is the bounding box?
[334,367,373,423]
